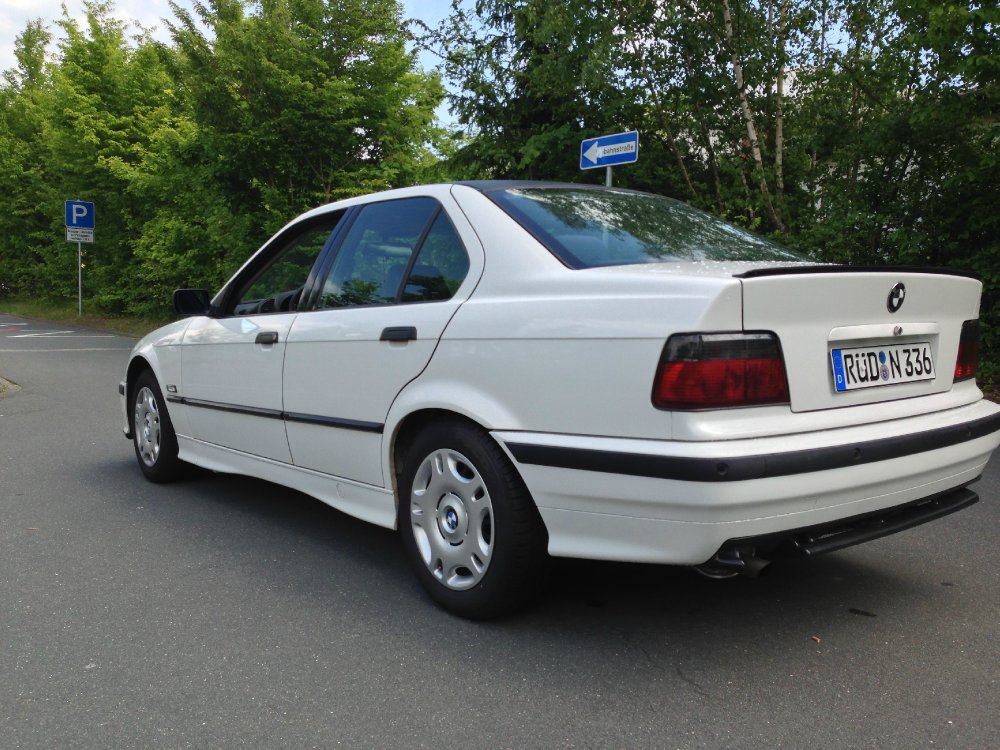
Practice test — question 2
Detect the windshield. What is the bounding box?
[489,186,807,269]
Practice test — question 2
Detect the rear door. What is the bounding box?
[283,197,478,486]
[739,268,981,413]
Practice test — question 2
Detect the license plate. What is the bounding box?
[831,342,935,392]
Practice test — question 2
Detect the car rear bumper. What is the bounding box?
[493,399,1000,565]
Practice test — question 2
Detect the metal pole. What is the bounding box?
[605,166,612,187]
[77,242,82,315]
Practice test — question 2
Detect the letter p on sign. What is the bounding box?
[65,200,95,229]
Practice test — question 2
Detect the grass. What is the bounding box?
[0,374,20,398]
[0,298,171,338]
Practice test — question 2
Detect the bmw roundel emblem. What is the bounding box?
[887,282,906,313]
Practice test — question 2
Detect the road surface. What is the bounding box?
[1,313,997,748]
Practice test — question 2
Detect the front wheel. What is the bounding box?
[398,421,549,619]
[132,370,182,482]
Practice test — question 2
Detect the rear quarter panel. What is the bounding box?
[389,185,745,441]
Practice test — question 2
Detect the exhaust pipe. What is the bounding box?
[696,547,770,579]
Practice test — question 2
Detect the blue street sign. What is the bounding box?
[580,130,639,170]
[65,200,95,229]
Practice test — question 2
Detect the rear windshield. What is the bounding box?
[489,187,807,269]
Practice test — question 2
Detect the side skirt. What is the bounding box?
[176,435,397,530]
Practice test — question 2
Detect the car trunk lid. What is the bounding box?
[738,266,982,413]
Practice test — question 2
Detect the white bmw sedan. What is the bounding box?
[120,182,1000,617]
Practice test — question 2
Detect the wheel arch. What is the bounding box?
[126,354,154,389]
[391,409,551,617]
[389,408,488,502]
[383,378,524,497]
[129,360,185,482]
[123,356,155,438]
[387,407,542,528]
[125,352,184,439]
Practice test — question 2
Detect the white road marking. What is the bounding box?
[9,331,76,337]
[11,334,117,338]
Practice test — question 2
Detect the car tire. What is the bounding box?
[131,370,182,483]
[398,420,549,619]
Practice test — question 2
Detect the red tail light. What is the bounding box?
[954,320,980,382]
[652,332,790,410]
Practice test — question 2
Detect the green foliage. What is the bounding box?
[0,0,444,317]
[423,0,642,181]
[0,0,997,381]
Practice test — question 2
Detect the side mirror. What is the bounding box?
[173,288,212,317]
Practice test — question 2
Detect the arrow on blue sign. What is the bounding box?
[65,200,95,229]
[580,130,639,170]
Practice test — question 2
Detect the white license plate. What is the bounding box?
[831,342,935,392]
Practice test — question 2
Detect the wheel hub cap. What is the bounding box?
[133,386,161,468]
[437,494,469,543]
[409,448,494,591]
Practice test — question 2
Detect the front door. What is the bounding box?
[180,219,342,462]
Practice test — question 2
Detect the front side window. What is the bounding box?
[489,187,808,269]
[232,220,339,315]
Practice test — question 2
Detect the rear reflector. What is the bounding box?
[653,332,790,410]
[954,320,980,382]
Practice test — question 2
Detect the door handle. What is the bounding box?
[255,331,279,345]
[380,326,417,342]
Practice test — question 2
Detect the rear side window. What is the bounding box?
[316,198,470,309]
[402,212,470,302]
[317,198,438,309]
[489,187,807,269]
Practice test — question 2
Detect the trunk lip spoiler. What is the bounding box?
[735,264,979,281]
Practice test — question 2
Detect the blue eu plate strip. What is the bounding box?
[831,349,847,392]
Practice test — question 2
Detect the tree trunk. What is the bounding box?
[738,166,756,224]
[645,82,698,198]
[699,120,726,213]
[774,0,787,197]
[721,0,784,231]
[820,0,828,63]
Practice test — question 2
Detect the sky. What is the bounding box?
[0,0,456,78]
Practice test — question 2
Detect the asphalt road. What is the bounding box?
[1,313,998,749]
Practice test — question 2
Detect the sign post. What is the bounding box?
[579,130,639,186]
[64,200,95,315]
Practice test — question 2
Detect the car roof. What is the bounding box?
[455,180,621,194]
[294,181,622,224]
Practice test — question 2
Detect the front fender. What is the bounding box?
[121,319,193,438]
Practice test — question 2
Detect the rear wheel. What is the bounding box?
[132,370,182,482]
[398,421,549,619]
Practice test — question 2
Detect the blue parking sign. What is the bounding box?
[65,200,95,229]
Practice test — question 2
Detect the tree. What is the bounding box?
[0,0,446,316]
[112,0,446,311]
[426,0,654,183]
[0,19,56,297]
